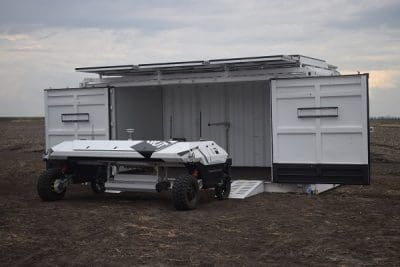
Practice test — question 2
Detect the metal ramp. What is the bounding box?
[228,180,264,199]
[264,182,339,194]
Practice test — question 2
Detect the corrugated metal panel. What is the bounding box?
[163,81,271,167]
[200,84,227,150]
[227,81,270,166]
[163,84,200,141]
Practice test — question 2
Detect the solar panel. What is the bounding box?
[75,55,333,77]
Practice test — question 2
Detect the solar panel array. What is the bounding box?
[75,55,332,77]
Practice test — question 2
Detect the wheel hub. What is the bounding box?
[53,179,65,193]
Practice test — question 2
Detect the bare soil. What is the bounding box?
[0,119,399,266]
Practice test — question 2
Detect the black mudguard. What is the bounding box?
[187,159,231,189]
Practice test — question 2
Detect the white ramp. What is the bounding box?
[229,180,264,199]
[264,182,340,194]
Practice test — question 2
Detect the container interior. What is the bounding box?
[114,86,163,140]
[113,81,272,178]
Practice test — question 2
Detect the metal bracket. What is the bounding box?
[208,122,230,127]
[297,107,338,118]
[61,113,90,122]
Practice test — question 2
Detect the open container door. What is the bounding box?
[271,74,369,184]
[44,87,110,149]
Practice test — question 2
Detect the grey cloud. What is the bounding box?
[3,0,397,34]
[371,84,400,117]
[0,0,399,116]
[0,0,194,32]
[325,2,400,30]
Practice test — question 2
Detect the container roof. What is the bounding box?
[75,55,337,76]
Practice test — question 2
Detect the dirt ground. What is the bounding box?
[0,118,399,266]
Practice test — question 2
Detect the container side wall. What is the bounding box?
[227,81,271,167]
[162,84,200,141]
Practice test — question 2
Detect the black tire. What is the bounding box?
[37,168,66,201]
[91,178,106,194]
[91,167,107,194]
[172,174,199,211]
[215,174,231,200]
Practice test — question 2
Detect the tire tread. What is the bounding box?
[37,168,66,201]
[172,174,199,210]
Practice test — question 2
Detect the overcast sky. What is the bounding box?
[0,0,399,116]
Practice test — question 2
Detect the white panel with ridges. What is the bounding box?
[228,180,264,199]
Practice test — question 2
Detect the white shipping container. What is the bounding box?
[44,55,369,185]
